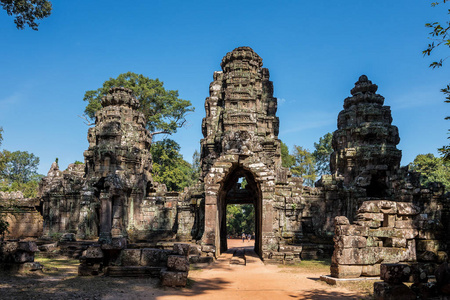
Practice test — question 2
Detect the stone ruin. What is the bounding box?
[0,47,449,289]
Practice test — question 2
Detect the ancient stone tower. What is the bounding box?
[200,47,289,256]
[83,87,153,242]
[330,75,402,197]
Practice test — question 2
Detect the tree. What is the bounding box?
[1,0,52,30]
[280,141,295,169]
[291,146,316,186]
[151,139,193,191]
[83,72,194,137]
[423,1,450,160]
[409,153,450,191]
[312,132,333,177]
[226,204,254,237]
[0,150,39,184]
[0,127,3,147]
[191,150,201,182]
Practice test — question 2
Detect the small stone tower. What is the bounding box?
[83,87,153,242]
[330,75,402,197]
[200,46,281,178]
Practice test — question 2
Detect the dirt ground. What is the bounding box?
[0,239,372,300]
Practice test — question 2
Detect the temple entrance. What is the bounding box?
[217,167,262,257]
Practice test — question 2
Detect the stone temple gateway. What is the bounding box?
[2,47,449,272]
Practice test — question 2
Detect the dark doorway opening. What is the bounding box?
[218,167,262,256]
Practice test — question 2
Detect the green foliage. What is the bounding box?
[0,127,3,147]
[409,153,450,192]
[291,146,316,186]
[280,141,295,169]
[83,72,194,135]
[0,149,39,184]
[1,0,52,30]
[74,160,84,165]
[312,132,333,177]
[0,214,9,240]
[0,129,42,198]
[191,150,201,182]
[226,204,255,236]
[151,139,193,191]
[423,1,450,160]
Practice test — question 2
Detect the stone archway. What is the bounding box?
[217,166,262,256]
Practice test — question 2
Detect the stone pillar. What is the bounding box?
[99,192,112,243]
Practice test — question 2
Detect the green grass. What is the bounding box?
[278,258,331,272]
[34,254,79,276]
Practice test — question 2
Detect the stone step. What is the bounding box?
[105,266,163,277]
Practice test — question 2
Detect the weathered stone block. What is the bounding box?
[13,251,34,263]
[334,235,367,249]
[120,249,141,266]
[160,270,188,287]
[384,238,407,248]
[357,213,384,222]
[140,248,168,267]
[396,202,420,215]
[362,264,380,276]
[373,282,416,300]
[335,225,369,236]
[84,246,103,259]
[366,236,382,247]
[368,228,417,239]
[17,241,38,253]
[333,216,348,226]
[330,264,362,278]
[167,255,189,272]
[416,240,439,254]
[354,220,381,228]
[173,243,190,256]
[382,214,396,227]
[380,264,413,284]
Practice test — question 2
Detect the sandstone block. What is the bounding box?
[120,249,141,266]
[396,202,420,215]
[141,249,167,267]
[161,270,188,287]
[173,243,190,256]
[373,282,416,300]
[334,216,350,225]
[13,251,34,263]
[84,246,103,259]
[357,213,384,222]
[334,235,367,249]
[380,264,413,284]
[167,255,189,272]
[330,264,362,278]
[362,264,380,276]
[335,225,369,236]
[382,214,396,227]
[384,238,407,248]
[17,241,38,253]
[416,240,439,254]
[353,220,381,228]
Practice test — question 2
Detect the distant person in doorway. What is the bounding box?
[247,234,251,242]
[242,233,246,243]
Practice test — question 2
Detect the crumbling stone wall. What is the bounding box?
[0,192,43,239]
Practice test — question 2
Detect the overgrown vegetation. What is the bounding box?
[423,0,450,160]
[281,132,333,186]
[83,72,194,138]
[1,0,52,30]
[150,139,199,191]
[226,204,255,236]
[409,153,450,191]
[0,128,42,198]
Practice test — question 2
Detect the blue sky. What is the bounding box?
[0,1,449,175]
